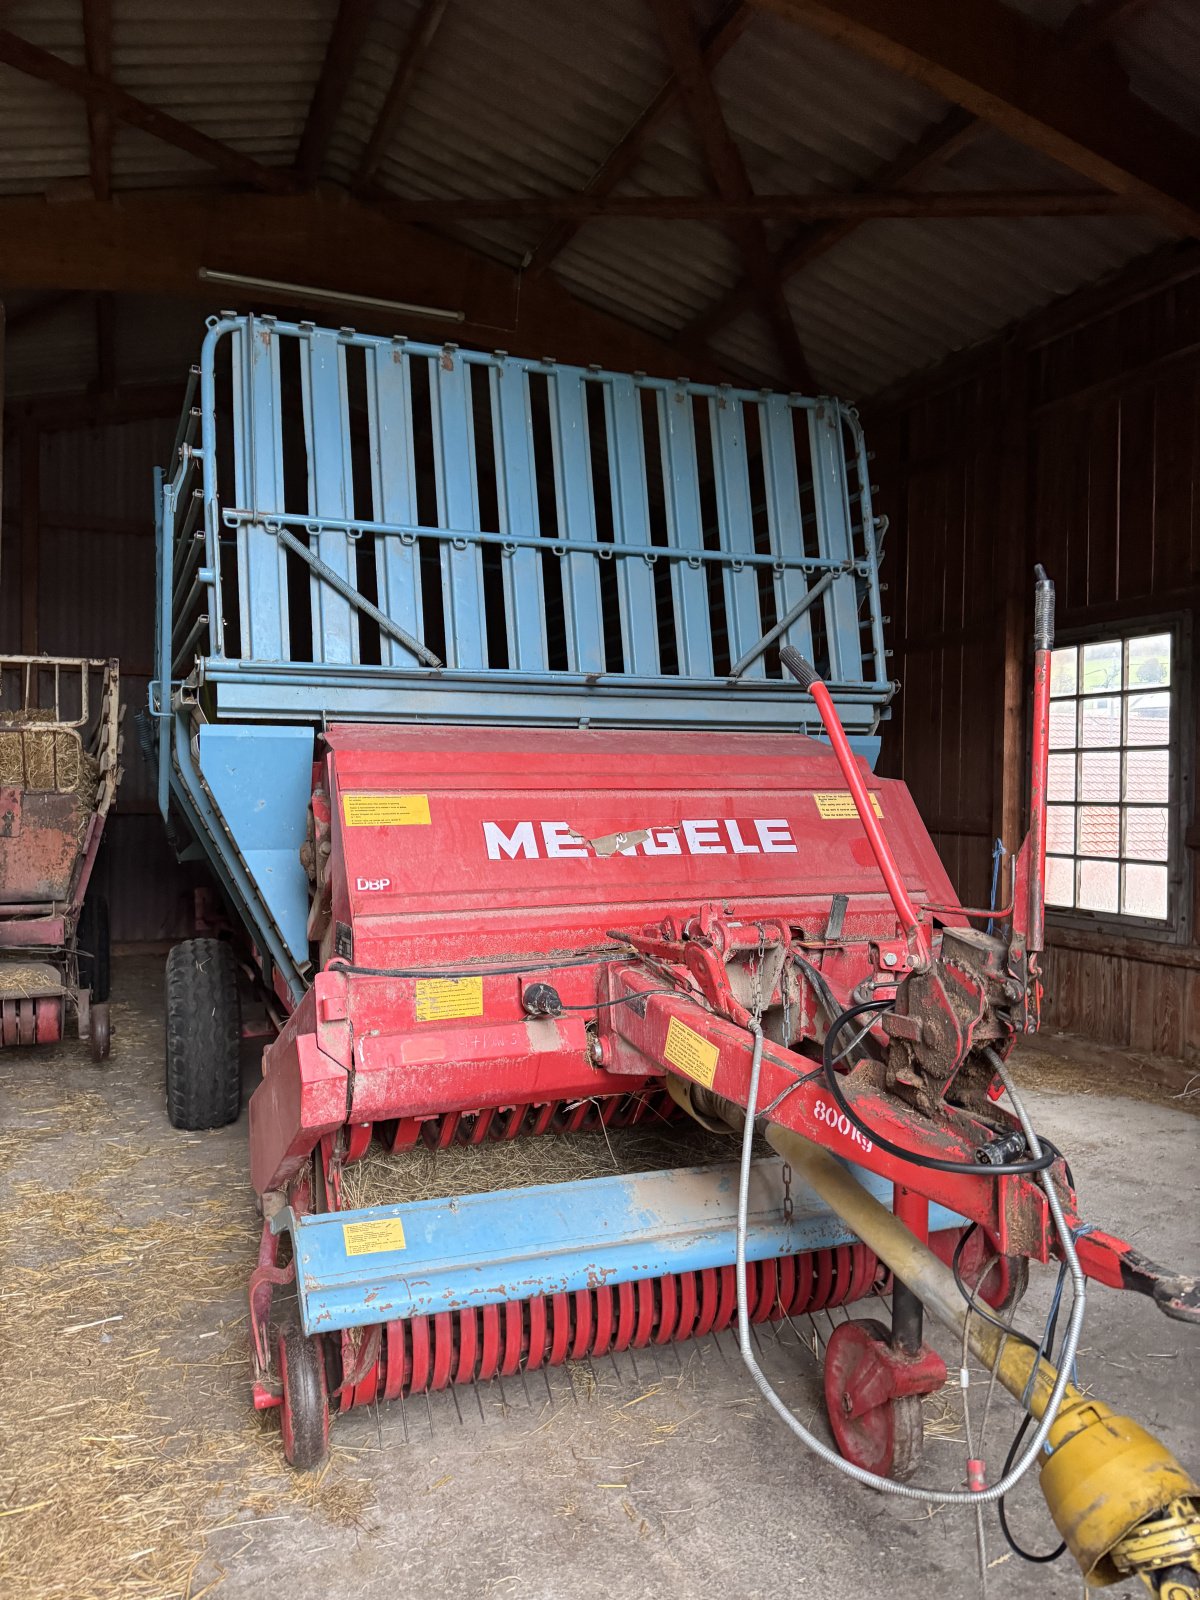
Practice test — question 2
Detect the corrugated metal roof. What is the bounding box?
[0,0,1195,401]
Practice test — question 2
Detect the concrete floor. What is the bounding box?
[1,954,1197,1600]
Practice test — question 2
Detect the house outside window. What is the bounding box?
[1045,628,1177,928]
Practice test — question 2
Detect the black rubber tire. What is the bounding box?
[89,1001,111,1063]
[78,895,111,1005]
[165,938,241,1130]
[278,1324,330,1471]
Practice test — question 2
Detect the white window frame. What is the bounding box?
[1043,616,1190,943]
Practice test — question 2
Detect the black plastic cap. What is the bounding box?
[779,646,820,691]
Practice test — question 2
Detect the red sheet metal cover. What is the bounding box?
[323,726,960,966]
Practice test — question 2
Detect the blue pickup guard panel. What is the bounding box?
[276,1156,963,1337]
[158,314,891,740]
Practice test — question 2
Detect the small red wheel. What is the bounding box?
[824,1318,926,1481]
[89,1001,111,1062]
[278,1324,329,1471]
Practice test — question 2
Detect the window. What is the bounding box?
[1045,630,1174,923]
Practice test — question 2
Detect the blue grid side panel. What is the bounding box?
[549,369,606,672]
[231,320,289,661]
[367,345,424,666]
[761,395,815,663]
[605,374,660,676]
[658,387,713,678]
[711,394,763,675]
[431,353,487,670]
[808,404,861,684]
[302,329,359,665]
[491,360,548,671]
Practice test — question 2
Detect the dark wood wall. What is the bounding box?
[870,249,1200,1064]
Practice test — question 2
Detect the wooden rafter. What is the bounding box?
[0,28,297,194]
[0,190,734,383]
[526,0,752,279]
[296,0,377,185]
[355,0,448,187]
[81,0,112,201]
[646,0,813,387]
[377,188,1137,222]
[682,106,979,344]
[747,0,1200,237]
[682,0,1176,348]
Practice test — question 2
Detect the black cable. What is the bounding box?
[995,1273,1070,1565]
[951,1224,1039,1353]
[820,1001,1058,1178]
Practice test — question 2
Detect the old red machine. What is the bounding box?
[157,320,1198,1593]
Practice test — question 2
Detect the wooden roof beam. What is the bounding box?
[81,0,112,201]
[354,0,448,187]
[0,189,736,384]
[526,0,753,279]
[646,0,814,388]
[0,28,298,194]
[747,0,1200,237]
[378,188,1139,222]
[295,0,377,185]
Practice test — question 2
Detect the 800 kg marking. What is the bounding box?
[811,1099,873,1152]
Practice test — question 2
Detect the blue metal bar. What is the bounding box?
[431,351,488,670]
[231,318,289,661]
[710,393,763,675]
[549,369,606,672]
[605,374,659,675]
[301,329,359,664]
[198,320,227,660]
[490,359,548,671]
[760,394,816,665]
[808,402,862,683]
[276,1157,964,1335]
[221,506,851,571]
[366,343,425,667]
[658,386,714,677]
[153,466,172,822]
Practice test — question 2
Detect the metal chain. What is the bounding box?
[781,1161,794,1223]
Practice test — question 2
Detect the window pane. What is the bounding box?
[1124,748,1168,804]
[1049,700,1077,750]
[1046,855,1074,908]
[1125,632,1170,690]
[1079,749,1119,802]
[1125,807,1169,862]
[1122,863,1168,920]
[1050,646,1077,698]
[1079,696,1120,747]
[1078,805,1118,857]
[1126,691,1170,746]
[1081,638,1121,691]
[1047,753,1076,802]
[1047,805,1074,854]
[1077,858,1118,913]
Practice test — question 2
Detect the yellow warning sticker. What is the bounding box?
[663,1016,719,1090]
[814,790,884,820]
[343,792,431,827]
[414,975,484,1023]
[342,1217,406,1256]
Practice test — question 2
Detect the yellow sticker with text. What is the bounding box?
[664,1016,719,1090]
[814,790,883,820]
[343,792,431,827]
[342,1217,406,1256]
[414,975,484,1023]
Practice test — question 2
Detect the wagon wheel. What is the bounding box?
[823,1317,926,1482]
[278,1323,330,1472]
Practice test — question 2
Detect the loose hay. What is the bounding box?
[338,1120,754,1211]
[0,979,376,1600]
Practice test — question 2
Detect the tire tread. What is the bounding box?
[165,938,241,1130]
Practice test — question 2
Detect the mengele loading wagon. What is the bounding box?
[153,314,1199,1594]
